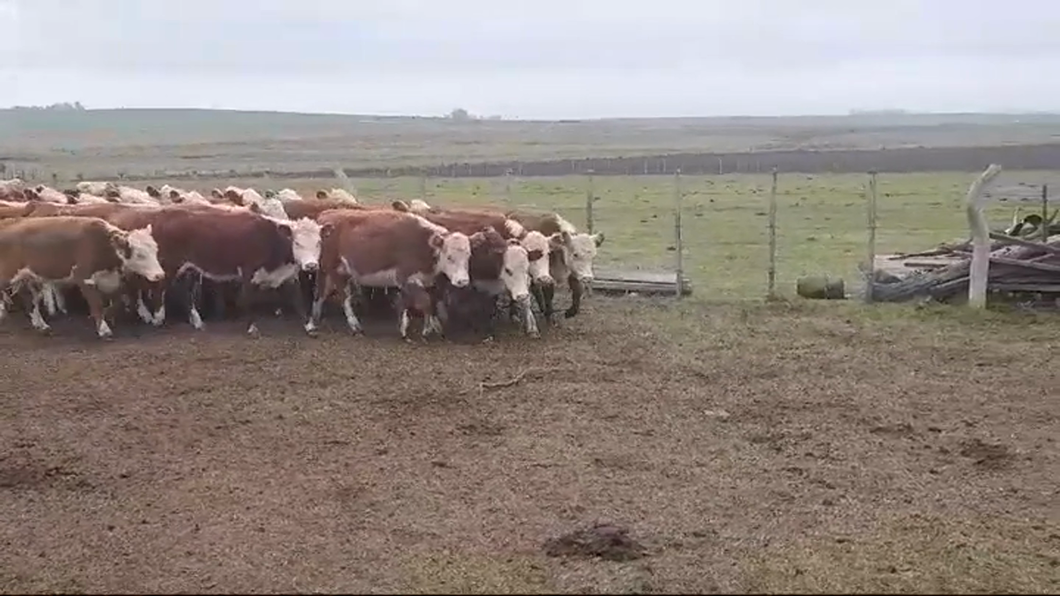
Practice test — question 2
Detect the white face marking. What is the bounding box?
[520,231,553,284]
[120,225,165,282]
[286,218,322,271]
[436,233,471,287]
[562,232,603,282]
[500,244,531,302]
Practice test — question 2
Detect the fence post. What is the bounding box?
[674,169,685,298]
[965,164,1004,308]
[585,170,595,233]
[864,171,878,304]
[767,167,778,300]
[505,168,513,206]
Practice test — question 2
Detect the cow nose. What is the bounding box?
[303,262,318,272]
[452,276,470,288]
[149,272,165,282]
[536,275,555,287]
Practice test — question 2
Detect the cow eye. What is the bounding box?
[504,268,514,276]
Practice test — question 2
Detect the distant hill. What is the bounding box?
[3,108,1060,180]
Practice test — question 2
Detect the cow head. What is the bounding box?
[520,230,553,286]
[502,240,532,302]
[315,190,329,199]
[430,231,471,287]
[550,230,605,283]
[112,224,165,282]
[285,217,323,272]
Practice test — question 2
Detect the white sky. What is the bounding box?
[1,0,1058,118]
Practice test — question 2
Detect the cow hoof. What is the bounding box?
[528,331,541,339]
[482,336,494,344]
[564,308,578,319]
[247,324,261,338]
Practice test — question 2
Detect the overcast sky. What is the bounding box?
[1,0,1057,118]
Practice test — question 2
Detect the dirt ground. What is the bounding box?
[0,297,1057,594]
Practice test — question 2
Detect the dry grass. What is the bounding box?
[0,297,1057,594]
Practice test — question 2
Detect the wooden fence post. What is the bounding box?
[674,169,685,298]
[864,171,878,304]
[966,164,1004,308]
[767,167,778,300]
[585,170,595,233]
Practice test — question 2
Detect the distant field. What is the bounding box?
[135,171,1035,301]
[5,109,1060,179]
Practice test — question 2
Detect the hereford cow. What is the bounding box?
[281,198,371,221]
[121,208,322,336]
[315,188,358,204]
[308,209,473,340]
[390,202,551,331]
[0,216,164,338]
[24,186,68,204]
[76,181,118,196]
[506,211,604,321]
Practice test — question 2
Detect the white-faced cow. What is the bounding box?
[309,209,473,341]
[506,211,604,321]
[0,215,164,338]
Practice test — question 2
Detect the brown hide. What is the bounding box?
[318,210,444,283]
[404,207,518,239]
[0,216,127,286]
[467,226,508,282]
[283,199,376,221]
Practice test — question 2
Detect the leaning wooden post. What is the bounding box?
[505,168,514,206]
[864,171,879,304]
[966,164,1004,308]
[585,170,595,233]
[767,167,779,300]
[674,169,685,298]
[418,170,427,201]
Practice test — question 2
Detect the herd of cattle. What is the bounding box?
[0,178,605,341]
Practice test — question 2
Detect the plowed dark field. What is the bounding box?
[1,298,1057,593]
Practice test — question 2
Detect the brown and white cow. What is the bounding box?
[0,215,164,338]
[120,207,323,335]
[75,181,118,197]
[506,211,604,320]
[390,202,549,333]
[282,198,372,221]
[314,188,358,204]
[308,209,473,340]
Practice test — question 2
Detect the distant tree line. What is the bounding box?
[7,102,86,111]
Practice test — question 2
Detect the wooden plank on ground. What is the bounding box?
[592,268,693,296]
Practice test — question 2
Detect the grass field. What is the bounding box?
[1,111,1058,593]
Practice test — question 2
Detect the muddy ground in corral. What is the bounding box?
[0,298,1057,594]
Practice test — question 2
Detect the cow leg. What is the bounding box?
[285,278,314,336]
[517,295,540,338]
[186,272,206,330]
[340,281,364,335]
[565,274,583,319]
[540,282,557,323]
[22,285,52,334]
[530,282,548,320]
[78,282,112,339]
[238,277,260,337]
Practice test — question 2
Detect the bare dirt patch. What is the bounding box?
[0,298,1057,593]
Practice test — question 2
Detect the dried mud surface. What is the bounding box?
[0,299,1057,593]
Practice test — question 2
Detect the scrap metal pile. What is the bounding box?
[864,209,1060,303]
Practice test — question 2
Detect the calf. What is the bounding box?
[309,209,473,340]
[436,276,499,341]
[506,211,604,320]
[0,216,164,338]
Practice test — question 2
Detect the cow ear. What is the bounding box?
[278,224,293,240]
[24,189,39,202]
[526,249,544,262]
[145,186,158,197]
[320,222,335,239]
[248,202,262,214]
[561,231,572,245]
[316,190,328,199]
[548,232,564,249]
[169,190,181,199]
[392,200,409,212]
[429,233,445,249]
[211,188,223,199]
[109,229,132,258]
[592,232,605,247]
